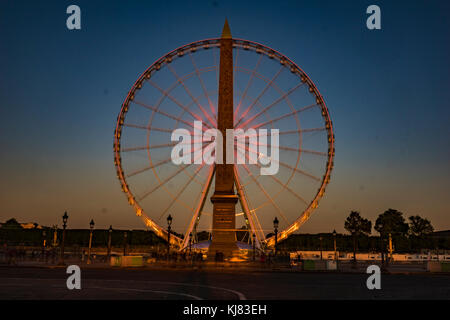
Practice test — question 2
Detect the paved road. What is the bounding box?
[0,266,449,300]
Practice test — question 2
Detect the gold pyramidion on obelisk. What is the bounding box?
[208,20,239,261]
[221,19,232,39]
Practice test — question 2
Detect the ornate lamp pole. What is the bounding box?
[87,219,95,264]
[107,225,113,260]
[332,229,337,261]
[382,236,388,267]
[252,233,256,261]
[273,217,279,256]
[42,230,47,262]
[167,214,173,260]
[123,231,128,256]
[59,211,68,265]
[189,232,192,255]
[388,233,393,262]
[52,225,58,247]
[128,229,133,253]
[319,236,323,260]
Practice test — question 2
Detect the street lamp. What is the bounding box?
[167,214,173,260]
[189,232,192,255]
[107,225,113,260]
[128,229,133,253]
[87,219,94,264]
[382,236,388,267]
[42,230,47,262]
[319,236,323,260]
[273,217,279,256]
[332,229,337,261]
[388,233,393,262]
[123,231,128,256]
[52,225,58,247]
[252,233,256,261]
[59,211,68,265]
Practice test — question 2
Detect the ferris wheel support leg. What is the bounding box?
[234,166,263,250]
[181,165,215,251]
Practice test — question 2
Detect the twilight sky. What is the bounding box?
[0,0,449,234]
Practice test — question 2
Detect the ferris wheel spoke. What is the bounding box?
[147,80,214,130]
[234,166,264,247]
[122,123,173,133]
[156,163,207,222]
[234,54,263,119]
[122,139,208,153]
[139,164,190,201]
[188,52,217,118]
[250,102,318,130]
[235,142,308,205]
[138,144,206,201]
[237,168,277,238]
[236,149,289,225]
[181,165,215,250]
[235,66,284,127]
[279,146,326,156]
[236,82,304,130]
[234,127,326,139]
[122,142,178,152]
[246,142,327,157]
[235,141,321,182]
[279,161,321,182]
[166,64,217,128]
[126,157,172,178]
[145,65,215,125]
[133,100,202,131]
[278,127,326,135]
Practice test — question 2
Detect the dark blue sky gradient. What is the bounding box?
[0,0,448,232]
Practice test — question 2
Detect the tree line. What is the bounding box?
[1,209,448,253]
[278,209,447,253]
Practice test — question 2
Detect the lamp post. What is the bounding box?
[319,236,323,260]
[332,229,337,261]
[42,230,47,262]
[252,233,256,261]
[382,236,388,267]
[128,229,133,253]
[59,211,68,265]
[52,225,58,247]
[273,217,279,256]
[87,219,94,264]
[123,231,128,256]
[107,225,113,260]
[167,214,173,260]
[388,233,393,262]
[189,232,192,255]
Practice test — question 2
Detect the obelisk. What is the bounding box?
[208,20,239,260]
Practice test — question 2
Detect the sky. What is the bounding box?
[0,0,449,234]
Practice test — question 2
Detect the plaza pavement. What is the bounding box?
[0,262,449,300]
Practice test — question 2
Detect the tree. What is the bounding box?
[375,209,409,258]
[408,215,433,237]
[344,211,372,261]
[1,218,23,230]
[374,209,409,237]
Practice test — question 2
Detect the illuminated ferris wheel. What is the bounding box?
[113,25,335,251]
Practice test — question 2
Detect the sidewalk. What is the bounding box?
[0,259,439,275]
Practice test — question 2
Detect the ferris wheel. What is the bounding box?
[113,28,335,251]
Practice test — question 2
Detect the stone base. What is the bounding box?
[209,193,239,261]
